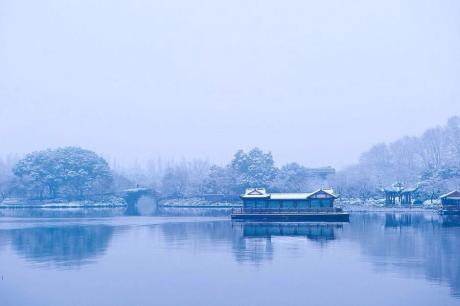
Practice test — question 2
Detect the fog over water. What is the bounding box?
[1,0,459,167]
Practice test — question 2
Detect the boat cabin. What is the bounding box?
[440,191,460,213]
[240,188,337,211]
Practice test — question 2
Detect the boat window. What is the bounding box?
[297,200,308,209]
[245,200,255,208]
[269,200,281,209]
[256,200,266,208]
[321,199,332,207]
[311,200,321,208]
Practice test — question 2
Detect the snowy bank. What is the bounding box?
[0,196,127,209]
[159,197,241,208]
[337,198,441,212]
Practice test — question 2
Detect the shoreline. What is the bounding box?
[0,203,441,213]
[0,195,127,209]
[0,196,442,213]
[0,203,127,209]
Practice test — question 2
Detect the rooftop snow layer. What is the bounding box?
[269,193,312,200]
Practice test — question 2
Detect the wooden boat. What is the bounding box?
[231,188,349,222]
[439,191,460,215]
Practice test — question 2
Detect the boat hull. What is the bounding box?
[231,212,350,222]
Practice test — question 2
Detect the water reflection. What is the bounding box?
[154,213,459,297]
[237,222,341,241]
[347,213,460,298]
[159,207,232,217]
[440,215,460,227]
[0,208,126,218]
[0,210,458,301]
[159,220,236,245]
[6,225,115,268]
[0,206,231,218]
[231,222,341,264]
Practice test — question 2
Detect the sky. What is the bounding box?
[1,0,459,169]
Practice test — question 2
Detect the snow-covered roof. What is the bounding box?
[241,188,270,198]
[241,188,337,200]
[315,189,337,198]
[270,193,312,200]
[123,187,150,193]
[402,188,418,193]
[440,190,460,199]
[381,182,418,193]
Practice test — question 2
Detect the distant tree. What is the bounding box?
[270,163,309,192]
[160,166,189,198]
[445,116,460,164]
[419,165,460,203]
[389,136,422,183]
[359,143,393,186]
[419,169,443,203]
[0,156,18,200]
[112,171,135,192]
[202,165,237,195]
[230,148,277,190]
[13,147,113,200]
[336,116,460,201]
[183,159,211,196]
[419,127,445,170]
[332,164,378,200]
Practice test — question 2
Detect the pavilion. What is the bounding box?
[381,182,418,206]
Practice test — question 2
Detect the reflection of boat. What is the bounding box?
[236,222,341,241]
[231,188,349,222]
[441,215,460,227]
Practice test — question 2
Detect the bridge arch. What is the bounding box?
[120,188,158,215]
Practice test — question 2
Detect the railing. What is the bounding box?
[231,207,343,214]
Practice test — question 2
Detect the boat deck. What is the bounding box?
[231,211,350,222]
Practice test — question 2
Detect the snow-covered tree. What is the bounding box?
[13,147,113,199]
[161,166,189,198]
[202,165,237,195]
[270,163,309,192]
[337,116,460,200]
[230,148,277,190]
[445,116,460,164]
[419,127,445,170]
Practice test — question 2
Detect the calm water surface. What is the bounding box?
[0,207,459,306]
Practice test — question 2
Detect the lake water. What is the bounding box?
[0,208,459,306]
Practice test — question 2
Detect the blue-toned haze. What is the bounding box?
[1,0,459,168]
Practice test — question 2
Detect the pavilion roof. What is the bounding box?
[241,188,337,200]
[381,182,417,193]
[270,193,312,200]
[241,188,270,198]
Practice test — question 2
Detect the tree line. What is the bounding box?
[0,147,332,201]
[0,116,458,202]
[334,116,460,200]
[117,148,332,199]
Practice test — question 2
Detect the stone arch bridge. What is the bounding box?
[119,188,158,215]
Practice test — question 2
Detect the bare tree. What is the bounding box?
[419,127,445,170]
[445,116,460,164]
[389,136,422,183]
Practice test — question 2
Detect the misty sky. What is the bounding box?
[1,0,459,168]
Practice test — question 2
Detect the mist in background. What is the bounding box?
[1,0,459,168]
